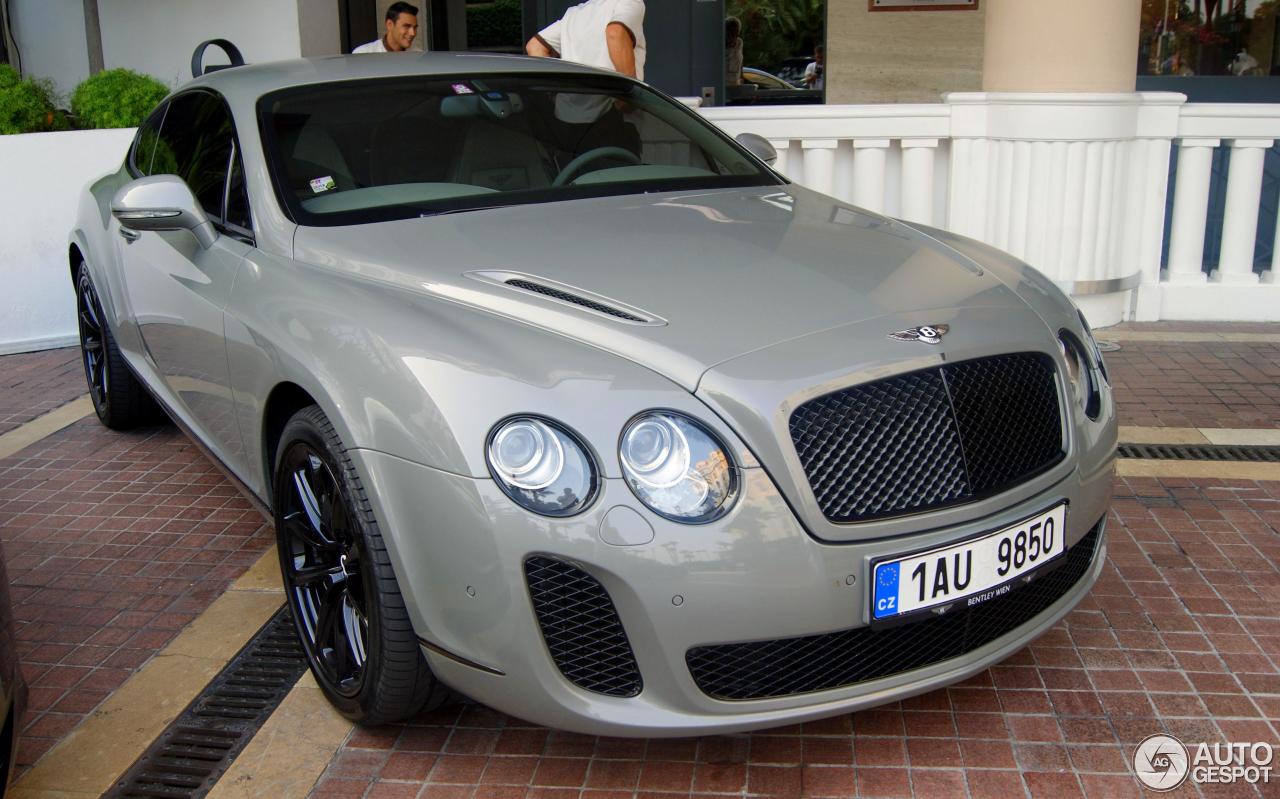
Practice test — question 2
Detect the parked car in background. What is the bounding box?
[727,67,823,106]
[776,56,816,88]
[70,50,1115,736]
[0,543,25,797]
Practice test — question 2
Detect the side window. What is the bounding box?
[224,146,252,233]
[130,104,167,177]
[152,91,236,221]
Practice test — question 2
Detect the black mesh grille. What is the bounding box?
[505,279,647,322]
[525,556,642,697]
[687,519,1102,701]
[790,353,1063,522]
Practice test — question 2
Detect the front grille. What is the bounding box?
[687,519,1102,701]
[525,556,642,698]
[790,353,1063,523]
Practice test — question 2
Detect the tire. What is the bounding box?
[273,405,447,724]
[75,262,159,430]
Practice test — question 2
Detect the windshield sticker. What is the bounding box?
[309,176,336,194]
[452,83,474,94]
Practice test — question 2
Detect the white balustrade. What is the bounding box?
[1216,139,1270,285]
[697,93,1280,325]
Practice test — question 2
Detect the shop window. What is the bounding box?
[1139,0,1280,77]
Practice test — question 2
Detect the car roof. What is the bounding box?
[187,52,617,98]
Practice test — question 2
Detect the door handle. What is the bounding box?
[118,227,141,243]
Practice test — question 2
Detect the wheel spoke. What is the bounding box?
[311,582,344,651]
[343,599,367,668]
[293,469,325,529]
[290,561,343,587]
[282,512,339,551]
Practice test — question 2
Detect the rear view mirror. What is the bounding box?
[736,132,777,166]
[111,175,217,249]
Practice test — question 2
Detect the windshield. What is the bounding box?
[258,73,780,226]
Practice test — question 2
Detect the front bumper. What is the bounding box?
[356,447,1111,736]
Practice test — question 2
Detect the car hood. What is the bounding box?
[292,184,1033,390]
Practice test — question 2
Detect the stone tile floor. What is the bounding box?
[0,346,85,435]
[0,326,1278,797]
[1106,340,1280,429]
[0,415,272,772]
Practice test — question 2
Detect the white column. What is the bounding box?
[801,139,838,197]
[1164,138,1219,284]
[768,139,792,180]
[900,139,939,226]
[852,139,891,213]
[1215,139,1271,285]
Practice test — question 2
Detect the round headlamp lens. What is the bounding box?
[492,420,562,489]
[619,412,738,523]
[621,418,689,488]
[1058,332,1101,421]
[487,417,596,516]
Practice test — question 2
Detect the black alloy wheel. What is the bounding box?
[273,405,446,723]
[74,262,157,430]
[279,442,371,696]
[76,269,109,410]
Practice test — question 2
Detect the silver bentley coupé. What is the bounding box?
[69,51,1116,735]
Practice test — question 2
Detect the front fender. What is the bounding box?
[71,167,142,356]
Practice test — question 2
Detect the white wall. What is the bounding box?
[9,0,91,97]
[0,129,135,354]
[297,0,342,57]
[97,0,305,86]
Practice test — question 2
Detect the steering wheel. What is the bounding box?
[551,146,641,187]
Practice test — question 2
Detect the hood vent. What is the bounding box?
[465,271,664,326]
[504,279,648,322]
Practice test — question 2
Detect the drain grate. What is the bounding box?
[1118,443,1280,462]
[105,605,306,799]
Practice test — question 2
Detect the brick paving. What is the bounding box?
[0,346,85,435]
[0,416,272,773]
[0,323,1278,797]
[1106,340,1280,429]
[309,476,1280,799]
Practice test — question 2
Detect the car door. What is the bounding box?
[118,89,253,473]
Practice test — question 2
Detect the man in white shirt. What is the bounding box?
[803,45,825,92]
[354,2,421,53]
[525,0,646,80]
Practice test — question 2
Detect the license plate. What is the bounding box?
[871,503,1067,622]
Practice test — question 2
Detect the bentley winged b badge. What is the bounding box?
[887,324,949,345]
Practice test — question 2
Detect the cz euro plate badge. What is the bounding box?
[871,503,1067,625]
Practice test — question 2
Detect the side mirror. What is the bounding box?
[736,132,778,166]
[111,175,217,249]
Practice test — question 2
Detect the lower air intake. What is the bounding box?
[525,556,642,698]
[687,519,1103,701]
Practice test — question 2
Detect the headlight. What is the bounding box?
[1077,310,1109,383]
[1058,331,1101,421]
[619,412,739,523]
[487,417,597,516]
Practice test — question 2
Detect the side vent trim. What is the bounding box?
[465,270,666,326]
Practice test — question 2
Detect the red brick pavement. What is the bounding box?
[0,346,86,435]
[309,475,1280,799]
[0,416,273,773]
[1105,340,1280,429]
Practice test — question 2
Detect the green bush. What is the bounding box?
[71,68,168,130]
[0,64,68,134]
[467,0,523,49]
